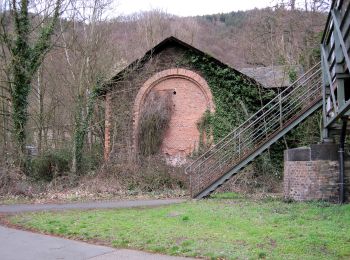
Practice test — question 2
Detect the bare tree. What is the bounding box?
[58,0,116,174]
[274,0,331,11]
[241,5,326,68]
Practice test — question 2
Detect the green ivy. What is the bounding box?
[72,77,104,174]
[181,51,275,141]
[7,0,61,169]
[195,110,214,155]
[288,67,297,83]
[180,51,321,178]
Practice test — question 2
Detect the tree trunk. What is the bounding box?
[290,0,296,10]
[37,66,44,154]
[11,69,31,164]
[1,86,8,163]
[72,92,96,174]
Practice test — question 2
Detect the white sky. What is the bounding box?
[114,0,274,17]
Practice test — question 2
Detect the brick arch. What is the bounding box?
[133,68,215,164]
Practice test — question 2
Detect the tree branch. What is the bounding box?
[29,0,62,76]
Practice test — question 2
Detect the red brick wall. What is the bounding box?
[284,160,350,202]
[133,68,215,165]
[104,92,112,161]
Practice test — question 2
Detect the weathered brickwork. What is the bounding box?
[346,162,350,200]
[284,145,350,202]
[133,69,214,165]
[284,160,340,202]
[103,45,218,163]
[104,92,112,161]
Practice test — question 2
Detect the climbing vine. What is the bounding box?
[180,51,321,178]
[72,78,104,174]
[181,51,275,141]
[195,109,214,154]
[3,0,62,168]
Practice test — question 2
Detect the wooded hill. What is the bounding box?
[111,8,326,69]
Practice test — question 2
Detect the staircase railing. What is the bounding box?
[186,63,322,198]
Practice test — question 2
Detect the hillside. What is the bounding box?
[107,8,327,70]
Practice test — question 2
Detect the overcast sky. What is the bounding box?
[114,0,274,17]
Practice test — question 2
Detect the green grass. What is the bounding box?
[210,192,244,200]
[8,195,350,259]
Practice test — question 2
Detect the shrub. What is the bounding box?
[29,149,71,181]
[80,144,104,173]
[105,156,187,193]
[140,160,180,192]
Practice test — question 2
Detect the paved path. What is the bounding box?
[0,226,194,260]
[0,199,194,259]
[0,199,186,213]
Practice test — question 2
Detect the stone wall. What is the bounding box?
[284,143,350,203]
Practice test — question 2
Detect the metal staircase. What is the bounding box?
[321,0,350,204]
[186,64,323,199]
[186,0,350,199]
[321,0,350,137]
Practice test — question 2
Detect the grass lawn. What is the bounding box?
[7,193,350,259]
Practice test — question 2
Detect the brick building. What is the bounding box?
[100,36,264,165]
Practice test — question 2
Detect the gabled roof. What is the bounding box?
[99,36,264,95]
[240,65,304,88]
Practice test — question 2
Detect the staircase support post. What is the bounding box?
[339,117,347,204]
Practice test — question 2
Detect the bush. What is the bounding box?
[0,167,33,196]
[105,156,187,193]
[139,161,181,192]
[80,144,104,173]
[29,149,71,181]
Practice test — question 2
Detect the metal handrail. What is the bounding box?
[193,82,321,177]
[191,89,321,193]
[186,63,320,172]
[186,63,322,197]
[190,74,321,172]
[186,64,321,173]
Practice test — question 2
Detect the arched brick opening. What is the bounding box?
[133,68,215,165]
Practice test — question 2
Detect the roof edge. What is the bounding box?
[99,36,264,96]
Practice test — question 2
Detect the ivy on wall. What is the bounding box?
[180,51,321,178]
[181,51,275,141]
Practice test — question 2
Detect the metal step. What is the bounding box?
[186,63,323,199]
[194,99,322,199]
